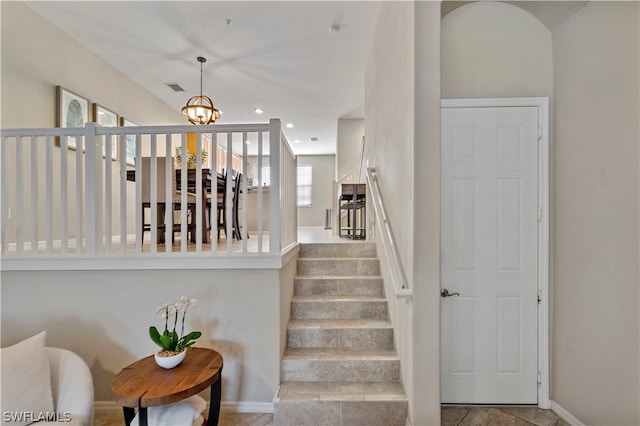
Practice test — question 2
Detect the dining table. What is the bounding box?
[126,168,225,244]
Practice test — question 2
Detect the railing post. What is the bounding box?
[84,122,103,255]
[269,119,281,254]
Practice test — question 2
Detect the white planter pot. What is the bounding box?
[154,350,186,369]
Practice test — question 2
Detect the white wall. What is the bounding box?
[364,2,415,288]
[365,2,442,425]
[0,267,291,405]
[297,155,335,227]
[552,2,639,424]
[413,2,442,423]
[336,118,364,181]
[364,1,417,421]
[1,2,184,129]
[441,1,553,99]
[245,154,335,228]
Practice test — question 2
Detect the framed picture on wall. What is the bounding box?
[93,103,118,160]
[56,86,90,150]
[119,117,137,166]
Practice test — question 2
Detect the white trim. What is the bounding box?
[1,243,301,271]
[94,400,274,414]
[440,97,550,409]
[550,400,585,426]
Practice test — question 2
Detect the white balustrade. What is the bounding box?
[0,120,297,258]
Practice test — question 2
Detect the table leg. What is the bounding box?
[207,378,222,426]
[138,407,148,426]
[122,407,135,426]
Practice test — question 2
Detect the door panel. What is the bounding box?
[441,106,538,404]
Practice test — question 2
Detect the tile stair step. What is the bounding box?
[275,242,408,425]
[294,276,384,296]
[276,381,407,401]
[287,319,394,350]
[273,398,408,426]
[297,258,380,276]
[281,348,401,383]
[274,381,408,426]
[291,296,388,320]
[299,242,377,259]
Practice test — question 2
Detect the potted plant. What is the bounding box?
[149,296,201,368]
[175,148,207,169]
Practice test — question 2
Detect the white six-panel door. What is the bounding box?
[441,105,539,404]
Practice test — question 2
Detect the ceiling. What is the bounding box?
[25,1,382,156]
[25,1,587,156]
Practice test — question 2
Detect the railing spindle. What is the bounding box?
[45,135,53,253]
[30,136,38,253]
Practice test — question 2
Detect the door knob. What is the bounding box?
[440,288,460,297]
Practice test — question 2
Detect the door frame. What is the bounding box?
[440,97,550,409]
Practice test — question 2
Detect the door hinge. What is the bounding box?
[537,207,542,222]
[537,289,542,305]
[537,370,542,386]
[537,126,543,141]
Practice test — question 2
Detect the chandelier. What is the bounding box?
[181,56,221,125]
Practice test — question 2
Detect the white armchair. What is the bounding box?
[1,331,94,426]
[41,348,94,426]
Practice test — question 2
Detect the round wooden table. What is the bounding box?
[111,348,223,426]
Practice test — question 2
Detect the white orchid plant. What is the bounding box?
[150,296,201,355]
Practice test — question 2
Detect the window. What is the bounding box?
[261,165,313,207]
[297,165,312,207]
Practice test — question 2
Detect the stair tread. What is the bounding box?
[276,381,407,401]
[283,347,398,359]
[295,275,383,280]
[298,257,379,261]
[292,295,386,302]
[288,319,392,329]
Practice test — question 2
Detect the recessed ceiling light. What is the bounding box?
[254,108,264,114]
[293,139,301,144]
[286,123,294,129]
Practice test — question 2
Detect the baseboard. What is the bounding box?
[94,401,274,414]
[550,400,584,426]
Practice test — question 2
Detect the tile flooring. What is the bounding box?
[441,406,569,426]
[95,406,566,426]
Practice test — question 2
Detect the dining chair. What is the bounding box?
[207,172,245,241]
[231,173,241,240]
[140,157,196,244]
[207,172,227,240]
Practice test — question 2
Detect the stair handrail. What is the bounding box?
[366,167,412,299]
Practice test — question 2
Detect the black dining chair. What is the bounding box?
[207,172,228,240]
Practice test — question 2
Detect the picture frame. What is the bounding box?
[93,103,118,160]
[56,86,90,150]
[119,117,137,166]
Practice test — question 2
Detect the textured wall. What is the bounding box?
[552,2,640,424]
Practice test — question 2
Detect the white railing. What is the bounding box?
[366,167,412,299]
[0,119,297,258]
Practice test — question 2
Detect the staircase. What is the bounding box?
[274,242,408,426]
